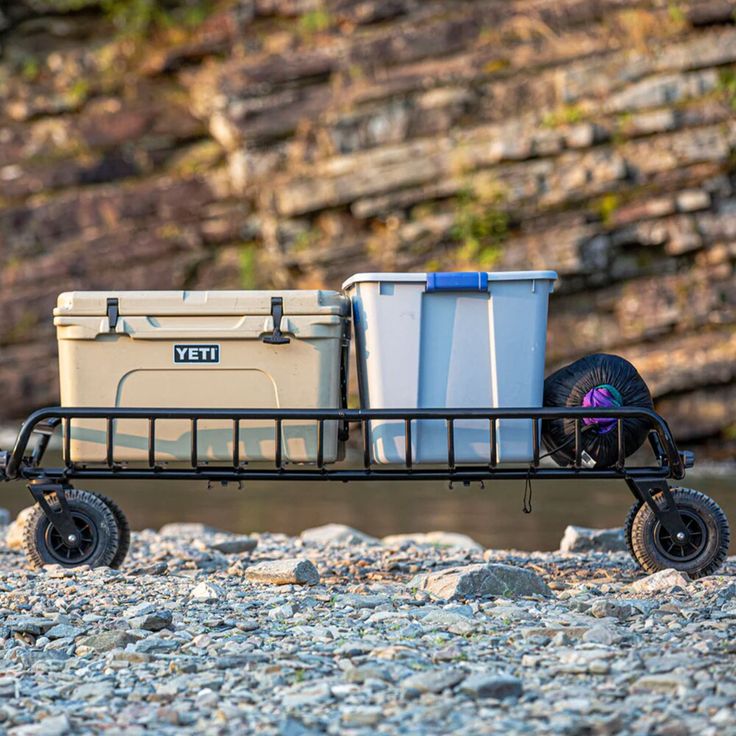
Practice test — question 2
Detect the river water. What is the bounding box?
[2,454,734,552]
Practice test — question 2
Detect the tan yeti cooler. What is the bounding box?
[54,290,350,465]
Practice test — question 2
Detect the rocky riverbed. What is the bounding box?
[0,518,735,735]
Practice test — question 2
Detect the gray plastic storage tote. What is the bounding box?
[342,271,557,464]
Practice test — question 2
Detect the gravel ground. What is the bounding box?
[0,520,735,736]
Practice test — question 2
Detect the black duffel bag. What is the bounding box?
[542,353,654,468]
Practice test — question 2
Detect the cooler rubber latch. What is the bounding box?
[106,298,119,331]
[426,272,489,292]
[262,297,291,345]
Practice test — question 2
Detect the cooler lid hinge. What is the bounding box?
[106,298,119,331]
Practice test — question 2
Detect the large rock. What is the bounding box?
[629,568,691,594]
[300,523,379,546]
[400,668,466,696]
[459,673,523,700]
[123,603,173,631]
[45,624,85,640]
[583,623,622,646]
[0,507,10,526]
[207,536,258,554]
[559,526,627,553]
[7,616,55,636]
[4,506,35,551]
[246,558,320,586]
[189,581,225,602]
[410,563,551,600]
[631,673,692,694]
[382,531,483,551]
[590,599,636,621]
[77,630,137,652]
[281,680,333,709]
[420,610,478,635]
[9,715,71,736]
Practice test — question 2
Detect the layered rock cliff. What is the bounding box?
[1,0,735,456]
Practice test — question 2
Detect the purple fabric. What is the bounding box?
[582,385,622,434]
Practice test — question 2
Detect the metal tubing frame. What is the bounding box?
[1,405,687,483]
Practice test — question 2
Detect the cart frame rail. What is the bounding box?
[1,405,689,483]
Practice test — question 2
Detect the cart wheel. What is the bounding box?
[96,493,131,569]
[22,489,120,570]
[624,500,642,568]
[629,487,730,579]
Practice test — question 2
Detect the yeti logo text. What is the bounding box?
[173,344,220,364]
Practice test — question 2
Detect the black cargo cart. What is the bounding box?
[0,404,729,578]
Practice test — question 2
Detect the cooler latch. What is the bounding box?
[106,298,119,331]
[262,297,290,345]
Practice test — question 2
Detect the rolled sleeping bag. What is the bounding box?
[542,353,654,468]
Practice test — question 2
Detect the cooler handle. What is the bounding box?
[426,272,489,292]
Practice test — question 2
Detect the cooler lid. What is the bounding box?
[55,290,350,317]
[341,271,558,291]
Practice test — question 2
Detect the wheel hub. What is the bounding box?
[44,511,98,565]
[654,510,707,563]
